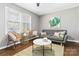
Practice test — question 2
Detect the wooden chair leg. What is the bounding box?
[13,41,16,49]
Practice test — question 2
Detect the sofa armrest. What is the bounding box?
[63,35,68,43]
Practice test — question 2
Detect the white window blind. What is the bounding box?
[5,7,31,34]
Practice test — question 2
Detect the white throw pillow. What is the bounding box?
[41,32,46,35]
[54,32,60,38]
[33,31,38,35]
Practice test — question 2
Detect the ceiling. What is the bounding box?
[16,3,79,15]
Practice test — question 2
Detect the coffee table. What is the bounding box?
[32,38,52,56]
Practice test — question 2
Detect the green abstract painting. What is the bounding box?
[49,16,60,27]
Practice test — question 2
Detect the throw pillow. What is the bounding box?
[11,32,22,41]
[8,32,22,41]
[59,31,65,38]
[54,32,60,38]
[41,32,47,37]
[41,32,46,35]
[8,32,16,41]
[33,31,38,36]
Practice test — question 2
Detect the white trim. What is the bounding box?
[67,40,79,43]
[0,42,20,50]
[5,7,8,35]
[0,45,7,50]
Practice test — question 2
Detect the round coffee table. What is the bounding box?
[32,38,52,56]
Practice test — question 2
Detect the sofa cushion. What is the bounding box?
[48,35,63,40]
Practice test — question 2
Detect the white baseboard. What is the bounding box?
[67,40,79,43]
[0,45,7,50]
[0,42,20,50]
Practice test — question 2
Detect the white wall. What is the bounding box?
[0,3,39,48]
[39,6,79,41]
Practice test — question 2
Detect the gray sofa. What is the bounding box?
[42,30,68,45]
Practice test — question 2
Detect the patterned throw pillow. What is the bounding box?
[59,31,65,39]
[8,32,22,41]
[11,32,22,41]
[54,32,60,38]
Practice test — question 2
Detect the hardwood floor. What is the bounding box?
[64,41,79,56]
[0,41,32,56]
[0,40,79,56]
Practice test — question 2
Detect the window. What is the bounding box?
[21,13,31,33]
[5,7,31,34]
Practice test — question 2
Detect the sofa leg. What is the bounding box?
[61,43,62,46]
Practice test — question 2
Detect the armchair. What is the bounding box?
[7,32,22,48]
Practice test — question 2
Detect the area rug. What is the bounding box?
[14,44,64,56]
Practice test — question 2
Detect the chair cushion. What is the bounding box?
[8,32,22,41]
[8,32,16,41]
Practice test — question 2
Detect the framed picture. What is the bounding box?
[49,16,61,29]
